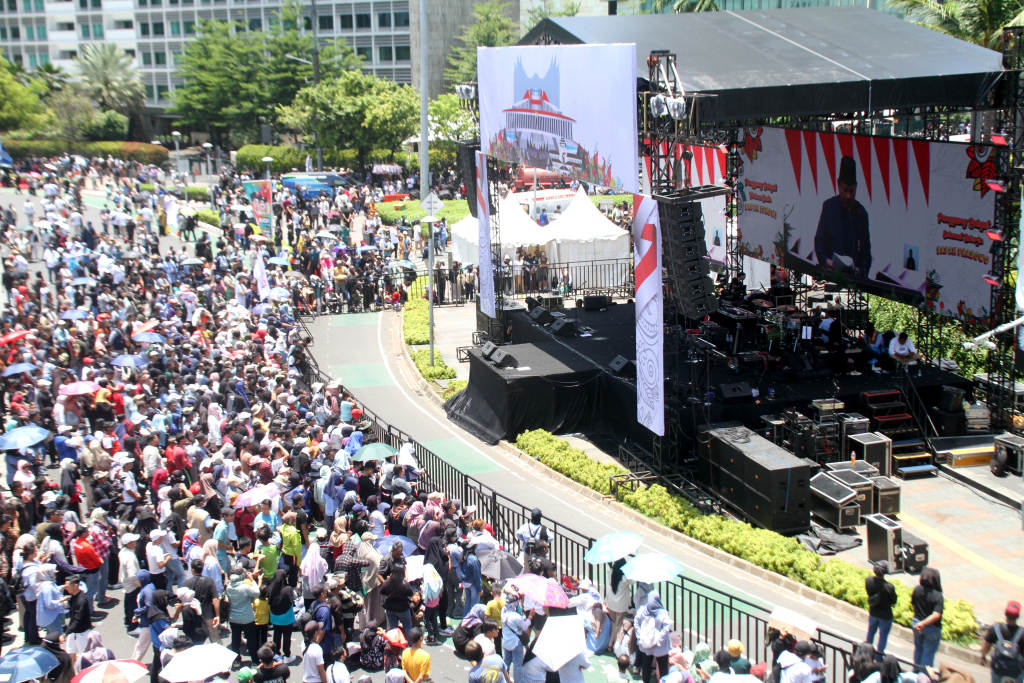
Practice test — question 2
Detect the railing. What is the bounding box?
[899,363,940,444]
[298,327,904,681]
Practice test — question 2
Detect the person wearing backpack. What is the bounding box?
[635,592,673,683]
[866,561,898,658]
[981,601,1024,683]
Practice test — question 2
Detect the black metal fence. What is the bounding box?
[295,317,896,681]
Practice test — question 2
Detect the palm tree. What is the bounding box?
[34,62,69,98]
[652,0,720,13]
[74,43,145,113]
[886,0,1024,48]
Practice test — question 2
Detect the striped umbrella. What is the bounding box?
[72,660,149,683]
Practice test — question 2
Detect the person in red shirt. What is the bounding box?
[71,526,103,616]
[167,434,192,481]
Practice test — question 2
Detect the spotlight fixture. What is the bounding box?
[963,342,976,350]
[991,133,1009,146]
[681,149,694,161]
[987,228,1005,241]
[984,272,1002,286]
[986,179,1007,193]
[650,95,669,118]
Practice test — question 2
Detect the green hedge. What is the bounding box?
[440,379,467,401]
[197,209,221,228]
[138,183,211,202]
[403,288,430,345]
[4,140,168,165]
[235,145,357,173]
[377,199,471,227]
[411,349,457,381]
[514,429,979,645]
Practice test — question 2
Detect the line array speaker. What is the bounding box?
[656,187,724,320]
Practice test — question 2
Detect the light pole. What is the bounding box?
[422,214,437,365]
[203,142,214,206]
[285,50,322,172]
[171,131,182,177]
[262,155,274,240]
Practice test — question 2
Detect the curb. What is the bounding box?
[392,312,980,666]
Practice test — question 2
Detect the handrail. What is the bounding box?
[298,327,909,680]
[899,363,940,444]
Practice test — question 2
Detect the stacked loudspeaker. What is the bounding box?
[697,424,811,534]
[656,186,727,320]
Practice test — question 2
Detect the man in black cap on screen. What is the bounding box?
[814,156,872,277]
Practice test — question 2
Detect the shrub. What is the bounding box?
[4,140,168,165]
[441,379,467,401]
[403,287,430,345]
[377,199,471,227]
[85,110,129,142]
[197,209,221,227]
[138,183,211,202]
[514,428,979,645]
[236,145,359,174]
[411,349,457,381]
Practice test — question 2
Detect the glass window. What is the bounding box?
[6,1,15,11]
[92,22,101,36]
[27,52,35,66]
[9,25,17,38]
[378,45,391,61]
[302,16,310,30]
[183,19,195,33]
[355,45,370,61]
[145,84,154,99]
[39,51,48,62]
[90,0,99,7]
[395,45,409,61]
[394,11,408,26]
[339,14,352,29]
[154,50,165,64]
[78,23,87,37]
[152,21,163,34]
[141,50,151,64]
[21,0,26,11]
[318,14,331,30]
[0,27,6,40]
[138,0,146,5]
[123,48,134,56]
[170,20,179,34]
[355,13,369,28]
[78,0,87,8]
[36,23,44,37]
[172,49,180,63]
[24,24,32,38]
[248,17,260,30]
[55,21,73,29]
[32,0,41,9]
[377,11,389,27]
[157,84,169,100]
[140,21,149,34]
[10,52,20,63]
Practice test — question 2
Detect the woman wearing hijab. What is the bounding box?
[323,472,344,531]
[862,655,919,683]
[176,586,207,645]
[132,570,154,663]
[416,508,442,552]
[585,603,612,655]
[422,535,450,638]
[201,538,224,593]
[79,631,116,668]
[606,557,633,648]
[134,509,159,564]
[397,443,419,481]
[689,643,715,681]
[35,564,65,637]
[13,460,35,495]
[358,620,388,671]
[345,432,364,459]
[452,603,487,656]
[329,517,348,563]
[267,569,299,663]
[181,529,203,565]
[357,533,384,627]
[635,591,673,683]
[58,459,81,516]
[225,566,262,665]
[208,404,224,445]
[147,590,180,683]
[404,501,426,545]
[911,568,944,672]
[300,541,329,610]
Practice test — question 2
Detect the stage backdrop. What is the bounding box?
[478,43,638,194]
[736,127,998,321]
[633,194,664,436]
[242,180,273,239]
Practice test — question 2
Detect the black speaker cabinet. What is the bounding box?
[608,355,635,378]
[584,295,611,311]
[743,486,810,534]
[490,348,517,368]
[529,307,554,325]
[480,341,497,359]
[551,318,577,337]
[719,382,753,404]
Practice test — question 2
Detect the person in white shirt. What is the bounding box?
[146,529,172,590]
[118,533,143,635]
[888,332,921,365]
[778,643,814,683]
[302,621,327,683]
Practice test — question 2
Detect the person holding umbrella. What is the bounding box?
[43,632,74,683]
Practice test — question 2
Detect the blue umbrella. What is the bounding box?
[60,309,89,320]
[622,553,684,584]
[0,647,60,683]
[357,245,379,254]
[268,287,291,301]
[0,426,51,450]
[110,354,148,368]
[584,531,644,564]
[374,535,417,556]
[2,363,38,377]
[268,257,290,266]
[71,276,97,287]
[133,332,166,343]
[251,304,271,315]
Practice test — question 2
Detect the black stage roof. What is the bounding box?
[519,7,1004,121]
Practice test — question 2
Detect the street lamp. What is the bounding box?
[262,156,274,239]
[284,52,323,172]
[171,131,182,176]
[421,214,438,365]
[202,142,213,199]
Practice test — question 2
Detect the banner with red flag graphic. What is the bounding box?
[633,194,663,436]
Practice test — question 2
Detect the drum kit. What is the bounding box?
[753,299,807,348]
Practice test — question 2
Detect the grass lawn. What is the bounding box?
[375,193,633,226]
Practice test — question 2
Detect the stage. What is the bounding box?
[446,302,973,451]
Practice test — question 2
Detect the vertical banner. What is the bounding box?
[242,180,274,240]
[476,151,496,319]
[633,194,664,436]
[1017,185,1024,312]
[252,248,271,301]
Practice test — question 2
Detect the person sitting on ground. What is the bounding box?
[888,332,921,366]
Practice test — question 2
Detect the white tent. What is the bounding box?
[451,195,555,266]
[546,188,630,263]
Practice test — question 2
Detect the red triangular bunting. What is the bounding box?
[705,145,716,187]
[911,140,930,206]
[693,145,705,185]
[892,138,909,208]
[784,129,803,193]
[855,135,873,201]
[803,131,818,194]
[873,137,891,205]
[820,132,837,194]
[717,148,727,183]
[837,133,854,161]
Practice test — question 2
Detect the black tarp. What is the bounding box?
[520,7,1003,122]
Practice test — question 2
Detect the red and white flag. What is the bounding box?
[633,194,664,436]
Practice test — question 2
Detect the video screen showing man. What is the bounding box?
[813,156,871,277]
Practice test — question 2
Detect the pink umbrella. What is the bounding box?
[72,660,149,683]
[233,484,281,509]
[510,573,570,608]
[59,380,101,396]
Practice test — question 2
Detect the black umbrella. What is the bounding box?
[477,548,523,580]
[9,269,28,280]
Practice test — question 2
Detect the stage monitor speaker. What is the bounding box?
[480,341,497,359]
[490,348,517,368]
[584,295,611,312]
[551,318,577,337]
[608,355,636,378]
[456,139,480,219]
[529,306,554,325]
[525,297,540,311]
[719,382,753,404]
[938,385,966,413]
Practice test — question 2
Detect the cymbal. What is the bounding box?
[752,299,774,308]
[776,305,799,312]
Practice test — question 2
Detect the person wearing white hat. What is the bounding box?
[146,529,171,590]
[119,533,143,633]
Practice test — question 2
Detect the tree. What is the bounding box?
[652,0,721,12]
[0,59,48,132]
[444,0,516,88]
[885,0,1024,48]
[48,86,97,144]
[33,62,69,100]
[279,71,418,171]
[75,43,145,114]
[429,93,478,154]
[524,0,580,33]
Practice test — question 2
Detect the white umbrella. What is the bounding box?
[532,615,587,671]
[158,644,237,683]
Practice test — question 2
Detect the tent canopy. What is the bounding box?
[547,189,630,263]
[520,7,1002,122]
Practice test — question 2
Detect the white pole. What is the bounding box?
[420,0,433,366]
